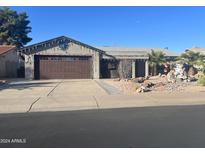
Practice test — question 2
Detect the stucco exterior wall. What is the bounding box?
[93,51,100,79]
[25,42,101,79]
[0,50,18,78]
[118,59,132,79]
[25,54,34,79]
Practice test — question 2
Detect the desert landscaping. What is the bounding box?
[104,60,205,95]
[105,75,205,95]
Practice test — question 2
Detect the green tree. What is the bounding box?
[148,50,166,76]
[0,7,32,48]
[179,50,205,75]
[180,50,204,66]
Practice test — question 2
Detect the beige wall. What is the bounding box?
[0,50,19,78]
[25,42,101,79]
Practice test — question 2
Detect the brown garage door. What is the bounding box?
[35,56,92,79]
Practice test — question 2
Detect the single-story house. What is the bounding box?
[17,36,177,80]
[185,47,205,55]
[0,45,18,78]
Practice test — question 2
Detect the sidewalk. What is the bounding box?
[0,91,204,114]
[29,91,205,113]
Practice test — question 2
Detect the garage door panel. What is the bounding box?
[36,56,92,79]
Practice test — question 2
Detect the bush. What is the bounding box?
[197,73,205,86]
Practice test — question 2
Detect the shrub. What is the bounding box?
[197,73,205,86]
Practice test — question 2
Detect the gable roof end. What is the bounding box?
[17,36,105,55]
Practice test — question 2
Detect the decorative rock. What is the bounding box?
[145,76,150,80]
[161,74,166,78]
[143,80,154,88]
[0,80,6,84]
[154,82,165,88]
[113,78,120,81]
[0,80,7,86]
[136,87,142,93]
[132,77,145,83]
[188,76,197,82]
[188,66,197,76]
[136,85,150,93]
[167,70,176,83]
[137,77,145,83]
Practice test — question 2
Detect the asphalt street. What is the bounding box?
[0,104,205,148]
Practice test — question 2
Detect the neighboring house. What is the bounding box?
[185,47,205,55]
[184,47,205,71]
[0,45,18,78]
[17,36,177,80]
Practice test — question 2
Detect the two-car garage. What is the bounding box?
[34,55,93,79]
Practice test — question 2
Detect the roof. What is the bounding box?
[186,47,205,55]
[17,36,105,55]
[0,45,16,55]
[97,46,179,57]
[149,48,179,57]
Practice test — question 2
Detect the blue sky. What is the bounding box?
[10,6,205,53]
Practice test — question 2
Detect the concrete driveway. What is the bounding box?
[0,79,205,114]
[0,80,57,113]
[0,79,108,113]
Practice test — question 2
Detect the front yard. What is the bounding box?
[103,75,205,95]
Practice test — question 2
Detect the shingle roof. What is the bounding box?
[97,46,179,57]
[0,45,16,55]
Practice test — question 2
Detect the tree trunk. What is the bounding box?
[154,64,157,76]
[150,64,157,76]
[188,65,197,76]
[151,64,157,76]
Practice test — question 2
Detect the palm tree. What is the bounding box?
[148,50,166,76]
[179,50,205,75]
[180,50,204,65]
